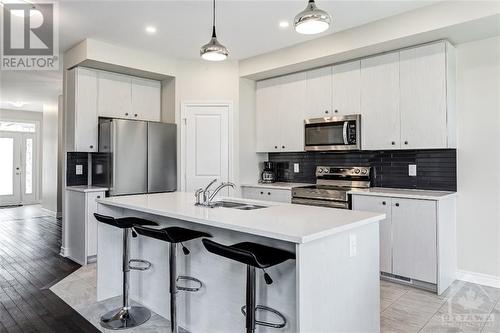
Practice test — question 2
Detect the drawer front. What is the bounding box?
[241,187,291,203]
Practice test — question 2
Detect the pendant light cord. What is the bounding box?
[212,0,217,38]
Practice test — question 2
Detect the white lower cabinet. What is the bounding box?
[352,195,393,273]
[241,186,291,203]
[352,194,456,294]
[65,189,106,265]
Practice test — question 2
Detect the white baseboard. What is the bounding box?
[41,208,57,217]
[60,246,68,257]
[456,270,500,288]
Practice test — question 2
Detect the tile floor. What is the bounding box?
[53,263,500,333]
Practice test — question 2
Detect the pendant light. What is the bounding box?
[294,0,331,35]
[200,0,229,61]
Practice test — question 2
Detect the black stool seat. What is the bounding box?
[135,226,212,243]
[94,213,158,229]
[202,239,295,269]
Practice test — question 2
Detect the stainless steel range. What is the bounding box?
[292,166,371,209]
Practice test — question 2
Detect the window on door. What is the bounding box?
[0,137,14,196]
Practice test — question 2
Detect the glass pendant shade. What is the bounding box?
[294,0,331,35]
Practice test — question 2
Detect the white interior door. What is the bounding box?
[183,104,230,194]
[0,131,38,206]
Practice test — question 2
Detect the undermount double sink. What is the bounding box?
[211,200,267,210]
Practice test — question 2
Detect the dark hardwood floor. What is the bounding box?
[0,210,99,333]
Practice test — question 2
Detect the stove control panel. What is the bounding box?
[316,166,371,177]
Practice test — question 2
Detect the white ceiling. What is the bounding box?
[0,0,438,112]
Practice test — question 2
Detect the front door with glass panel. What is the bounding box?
[0,130,37,206]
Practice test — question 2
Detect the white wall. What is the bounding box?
[456,36,500,278]
[42,104,59,213]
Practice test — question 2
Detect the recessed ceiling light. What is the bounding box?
[279,21,290,28]
[145,26,157,34]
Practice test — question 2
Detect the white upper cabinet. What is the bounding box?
[97,71,133,119]
[256,77,282,152]
[65,67,98,152]
[400,42,454,149]
[332,60,360,116]
[131,77,161,122]
[256,73,306,152]
[305,66,332,118]
[280,72,307,152]
[361,52,400,150]
[97,71,161,121]
[254,41,456,152]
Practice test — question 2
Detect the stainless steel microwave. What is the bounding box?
[304,114,361,151]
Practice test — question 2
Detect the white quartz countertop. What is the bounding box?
[241,182,314,190]
[349,187,456,200]
[96,192,384,244]
[66,186,108,193]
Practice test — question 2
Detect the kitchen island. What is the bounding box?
[96,192,384,333]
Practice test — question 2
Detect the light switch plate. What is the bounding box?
[75,164,83,175]
[409,164,417,177]
[293,163,300,173]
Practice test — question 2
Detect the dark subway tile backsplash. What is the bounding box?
[269,149,456,191]
[66,152,88,186]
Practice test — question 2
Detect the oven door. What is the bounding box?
[304,115,361,151]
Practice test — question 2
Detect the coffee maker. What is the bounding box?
[261,162,276,183]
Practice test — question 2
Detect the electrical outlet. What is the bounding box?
[293,163,300,173]
[349,234,357,257]
[75,164,83,175]
[409,164,417,177]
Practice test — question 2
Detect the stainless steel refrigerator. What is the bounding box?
[96,118,177,196]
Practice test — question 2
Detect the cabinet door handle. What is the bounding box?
[90,145,94,149]
[134,114,138,117]
[97,196,101,199]
[395,203,399,207]
[334,109,339,113]
[267,192,271,195]
[282,145,285,149]
[391,141,395,145]
[404,141,408,145]
[274,146,278,149]
[382,201,386,205]
[260,191,264,195]
[125,112,129,116]
[325,110,329,114]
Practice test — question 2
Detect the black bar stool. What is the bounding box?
[202,239,295,333]
[94,213,158,330]
[134,225,212,333]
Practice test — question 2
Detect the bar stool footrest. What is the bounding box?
[241,305,287,329]
[129,259,152,271]
[177,275,203,292]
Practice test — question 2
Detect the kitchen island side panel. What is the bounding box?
[296,221,380,332]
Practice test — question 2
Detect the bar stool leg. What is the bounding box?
[170,243,178,333]
[246,265,256,333]
[100,228,151,330]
